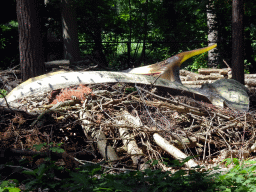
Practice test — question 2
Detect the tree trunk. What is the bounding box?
[140,0,148,64]
[16,0,45,81]
[162,0,178,53]
[61,0,80,63]
[127,0,131,67]
[207,0,218,68]
[43,0,48,62]
[93,25,108,67]
[232,0,244,84]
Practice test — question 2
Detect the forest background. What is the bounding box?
[0,0,256,74]
[1,1,256,190]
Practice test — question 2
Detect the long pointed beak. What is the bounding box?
[179,44,217,65]
[126,44,217,75]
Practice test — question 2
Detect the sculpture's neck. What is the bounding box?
[173,66,181,83]
[159,60,181,84]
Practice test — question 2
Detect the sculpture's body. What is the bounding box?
[0,44,249,111]
[126,44,249,111]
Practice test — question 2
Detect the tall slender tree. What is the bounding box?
[61,0,80,63]
[140,0,148,64]
[16,0,45,81]
[232,0,244,84]
[207,0,218,68]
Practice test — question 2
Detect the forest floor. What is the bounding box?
[1,66,256,175]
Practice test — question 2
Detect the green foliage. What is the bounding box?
[0,21,19,70]
[77,0,211,70]
[14,142,66,190]
[33,142,65,153]
[0,180,21,192]
[0,90,7,98]
[2,0,255,73]
[22,160,65,191]
[215,158,256,192]
[125,87,137,93]
[3,156,256,191]
[184,51,208,72]
[62,158,216,192]
[244,59,252,74]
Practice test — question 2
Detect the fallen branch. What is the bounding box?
[79,110,119,161]
[153,133,198,168]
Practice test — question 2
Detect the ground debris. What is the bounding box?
[1,82,256,173]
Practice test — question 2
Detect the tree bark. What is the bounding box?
[232,0,244,84]
[16,0,45,81]
[140,0,148,64]
[90,1,108,67]
[207,0,218,68]
[61,0,80,63]
[162,0,178,53]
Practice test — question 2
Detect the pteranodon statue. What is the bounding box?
[0,44,249,111]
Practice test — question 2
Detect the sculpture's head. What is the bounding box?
[127,44,217,83]
[159,44,217,82]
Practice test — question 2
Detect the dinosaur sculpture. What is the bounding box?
[0,44,249,111]
[126,44,249,111]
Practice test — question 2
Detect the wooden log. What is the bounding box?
[219,68,231,75]
[247,86,256,92]
[185,73,201,81]
[198,68,229,75]
[44,60,70,67]
[197,74,224,80]
[97,131,119,161]
[0,69,21,75]
[179,69,198,76]
[245,74,256,79]
[245,79,256,87]
[45,59,91,68]
[0,59,92,76]
[182,79,256,89]
[79,111,119,161]
[179,70,203,81]
[118,111,149,170]
[180,76,186,81]
[153,133,198,168]
[170,136,198,149]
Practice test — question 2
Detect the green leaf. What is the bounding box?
[0,180,21,192]
[152,160,158,166]
[0,89,7,98]
[33,143,45,151]
[37,164,46,176]
[0,181,10,188]
[3,187,21,192]
[49,147,65,153]
[57,143,63,147]
[22,170,36,176]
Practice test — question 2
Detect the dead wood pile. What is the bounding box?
[180,68,256,89]
[1,81,256,173]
